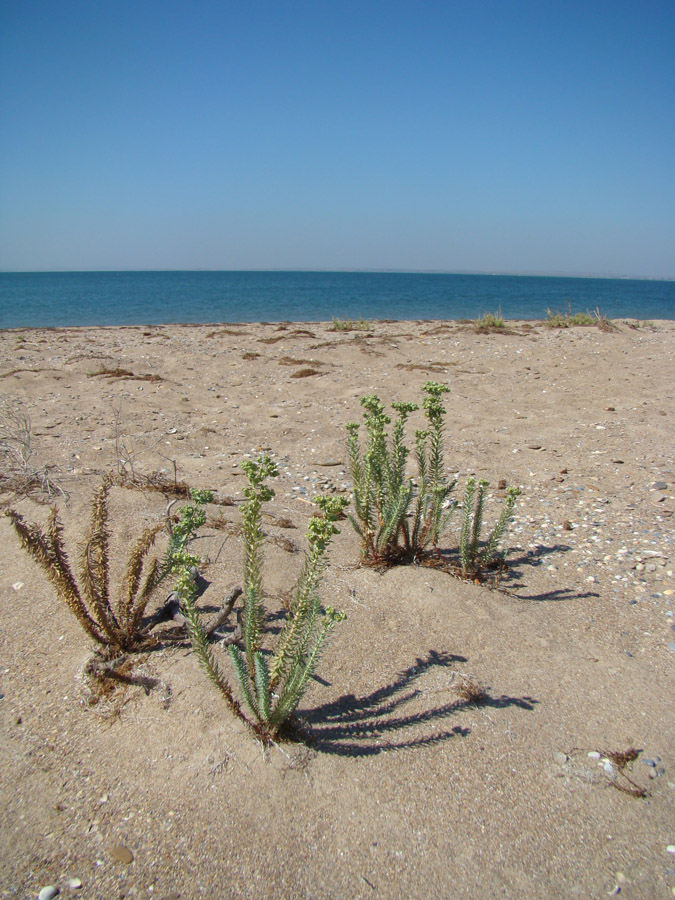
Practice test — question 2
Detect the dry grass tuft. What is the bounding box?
[290,368,322,378]
[88,367,163,381]
[455,677,488,705]
[278,356,325,367]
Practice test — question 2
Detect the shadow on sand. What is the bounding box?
[294,649,538,757]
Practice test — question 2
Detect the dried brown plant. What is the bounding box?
[455,677,488,705]
[6,476,165,656]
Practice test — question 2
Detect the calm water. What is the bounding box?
[0,270,673,328]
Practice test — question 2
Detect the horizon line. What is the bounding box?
[1,267,673,282]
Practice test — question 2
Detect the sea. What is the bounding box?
[0,270,673,329]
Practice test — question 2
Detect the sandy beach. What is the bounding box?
[1,317,674,899]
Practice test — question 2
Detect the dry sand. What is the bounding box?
[0,318,674,899]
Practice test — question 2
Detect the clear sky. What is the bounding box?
[0,0,673,277]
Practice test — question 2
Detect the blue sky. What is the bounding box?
[0,0,673,277]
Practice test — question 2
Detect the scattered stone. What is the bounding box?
[109,844,134,864]
[642,758,656,767]
[38,888,58,900]
[653,482,668,490]
[554,752,568,765]
[526,443,542,450]
[12,582,24,591]
[650,493,666,505]
[316,460,342,467]
[588,751,601,760]
[67,878,82,890]
[667,845,675,854]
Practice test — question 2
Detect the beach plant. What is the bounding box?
[545,305,614,330]
[176,454,348,742]
[458,478,521,578]
[473,309,505,332]
[0,396,65,502]
[330,316,371,332]
[5,475,170,655]
[346,382,457,564]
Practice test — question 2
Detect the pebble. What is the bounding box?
[109,844,134,864]
[554,752,568,765]
[588,751,601,760]
[67,878,82,890]
[668,643,675,653]
[667,845,675,854]
[38,888,58,900]
[12,582,24,591]
[642,758,656,767]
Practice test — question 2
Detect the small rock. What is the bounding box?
[527,443,542,450]
[642,758,656,767]
[316,461,342,467]
[12,582,24,591]
[109,844,134,864]
[38,888,59,900]
[668,643,675,653]
[653,481,668,490]
[554,752,568,765]
[588,751,601,760]
[650,493,666,505]
[667,845,675,854]
[67,878,82,890]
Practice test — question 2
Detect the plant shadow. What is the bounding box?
[501,544,601,601]
[292,649,538,757]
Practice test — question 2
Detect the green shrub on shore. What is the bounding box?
[473,309,505,332]
[346,382,457,563]
[459,478,521,578]
[545,305,614,329]
[177,455,348,743]
[346,383,521,576]
[330,316,372,332]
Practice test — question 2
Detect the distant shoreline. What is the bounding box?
[3,316,673,336]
